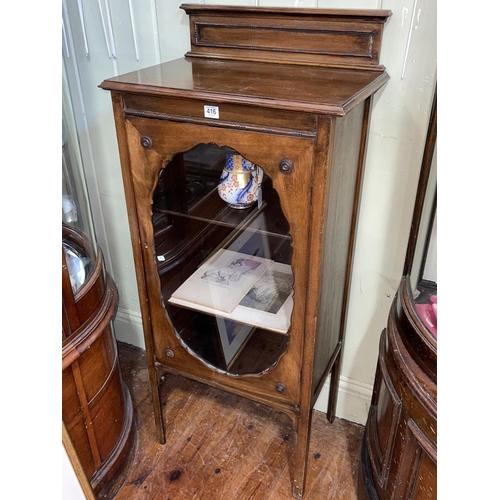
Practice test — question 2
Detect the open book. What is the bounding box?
[168,249,293,334]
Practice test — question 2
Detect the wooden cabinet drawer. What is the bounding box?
[123,93,317,137]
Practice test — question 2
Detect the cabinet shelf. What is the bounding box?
[160,242,293,335]
[153,175,291,241]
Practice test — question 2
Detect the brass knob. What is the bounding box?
[279,158,294,174]
[140,136,153,149]
[275,383,286,394]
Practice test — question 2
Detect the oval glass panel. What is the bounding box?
[152,144,293,375]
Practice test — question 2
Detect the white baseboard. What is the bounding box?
[314,374,373,425]
[112,309,372,425]
[113,307,145,349]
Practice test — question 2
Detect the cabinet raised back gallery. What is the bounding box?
[100,5,391,498]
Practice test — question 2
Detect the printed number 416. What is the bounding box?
[204,105,219,119]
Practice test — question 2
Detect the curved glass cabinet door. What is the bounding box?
[152,143,293,375]
[411,148,437,339]
[62,64,100,336]
[405,91,437,342]
[62,59,99,299]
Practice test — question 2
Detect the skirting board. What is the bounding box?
[314,374,373,425]
[113,308,373,425]
[114,308,146,350]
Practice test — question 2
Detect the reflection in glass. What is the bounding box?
[409,143,437,294]
[152,144,293,375]
[62,240,91,294]
[409,98,437,339]
[62,61,97,294]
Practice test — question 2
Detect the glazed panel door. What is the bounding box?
[120,113,317,410]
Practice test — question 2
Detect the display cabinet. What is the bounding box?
[63,65,136,499]
[358,91,437,500]
[99,5,391,498]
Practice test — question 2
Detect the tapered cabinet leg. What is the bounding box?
[150,366,166,445]
[292,482,303,499]
[292,408,313,499]
[327,354,342,423]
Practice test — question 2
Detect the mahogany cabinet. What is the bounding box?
[100,5,391,498]
[63,71,136,499]
[358,92,437,500]
[62,226,136,499]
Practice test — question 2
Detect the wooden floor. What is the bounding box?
[114,342,365,500]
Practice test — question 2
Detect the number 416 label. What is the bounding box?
[204,105,219,119]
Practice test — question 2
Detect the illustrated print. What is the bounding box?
[240,270,293,314]
[201,258,262,286]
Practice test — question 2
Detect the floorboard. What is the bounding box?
[114,342,364,500]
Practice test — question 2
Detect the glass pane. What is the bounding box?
[152,144,293,375]
[62,59,97,293]
[411,134,437,339]
[62,239,92,294]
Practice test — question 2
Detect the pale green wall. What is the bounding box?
[63,0,436,424]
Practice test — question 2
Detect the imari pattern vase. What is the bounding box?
[217,154,263,209]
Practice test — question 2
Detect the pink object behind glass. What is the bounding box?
[415,295,437,338]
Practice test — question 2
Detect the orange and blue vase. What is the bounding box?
[218,154,263,209]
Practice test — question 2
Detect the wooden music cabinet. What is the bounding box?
[100,5,391,498]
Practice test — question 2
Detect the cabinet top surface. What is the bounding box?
[180,3,392,17]
[99,57,389,116]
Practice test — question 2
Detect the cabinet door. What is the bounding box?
[122,116,315,407]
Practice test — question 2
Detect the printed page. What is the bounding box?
[169,262,293,334]
[169,248,273,313]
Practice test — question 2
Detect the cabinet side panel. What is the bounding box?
[312,103,365,392]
